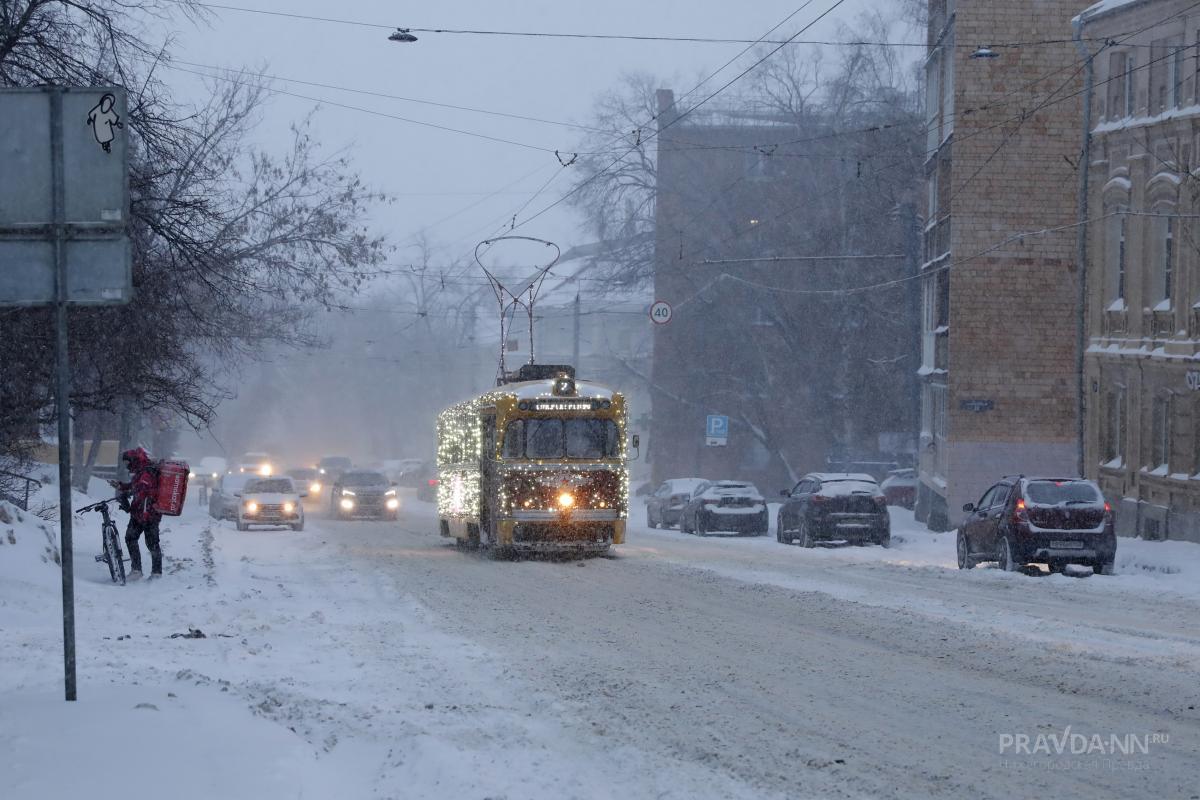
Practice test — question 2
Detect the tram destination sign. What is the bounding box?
[517,399,614,412]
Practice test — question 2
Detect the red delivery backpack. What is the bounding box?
[154,460,190,516]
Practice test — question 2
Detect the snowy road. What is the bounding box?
[4,490,1200,799]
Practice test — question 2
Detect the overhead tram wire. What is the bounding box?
[166,1,1135,50]
[685,7,1200,271]
[438,0,826,286]
[507,0,851,235]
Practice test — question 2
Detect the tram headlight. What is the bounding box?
[557,491,575,509]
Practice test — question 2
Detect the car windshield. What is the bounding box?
[222,475,254,492]
[342,472,388,486]
[288,469,317,480]
[504,418,620,459]
[245,478,293,494]
[1025,481,1102,506]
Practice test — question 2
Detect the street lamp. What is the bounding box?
[389,28,418,43]
[970,47,999,59]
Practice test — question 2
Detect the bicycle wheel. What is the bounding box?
[104,523,126,585]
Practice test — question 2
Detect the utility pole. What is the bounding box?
[1072,21,1095,479]
[572,291,581,370]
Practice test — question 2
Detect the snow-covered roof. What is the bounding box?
[505,379,615,401]
[1076,0,1151,25]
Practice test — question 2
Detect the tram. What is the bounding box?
[436,364,629,554]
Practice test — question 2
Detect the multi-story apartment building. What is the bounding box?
[1081,0,1200,543]
[652,89,919,491]
[916,0,1085,528]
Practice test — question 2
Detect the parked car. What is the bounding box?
[236,476,306,532]
[332,470,400,520]
[778,473,890,547]
[679,481,768,536]
[957,476,1116,574]
[881,468,918,509]
[208,473,257,520]
[644,478,707,529]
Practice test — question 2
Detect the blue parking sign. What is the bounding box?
[706,414,729,446]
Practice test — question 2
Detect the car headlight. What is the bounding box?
[211,472,218,479]
[341,489,356,496]
[309,481,321,493]
[386,497,400,510]
[340,498,354,511]
[259,464,272,476]
[245,501,258,514]
[188,471,195,479]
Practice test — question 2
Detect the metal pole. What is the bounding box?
[572,292,581,369]
[49,87,77,701]
[1072,22,1094,480]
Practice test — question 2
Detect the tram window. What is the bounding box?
[526,419,564,458]
[503,420,524,458]
[565,419,619,458]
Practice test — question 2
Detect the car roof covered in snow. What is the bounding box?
[664,478,707,492]
[809,472,878,484]
[701,481,761,495]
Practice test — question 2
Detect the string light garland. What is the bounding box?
[436,379,630,545]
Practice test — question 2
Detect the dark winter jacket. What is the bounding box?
[118,447,161,524]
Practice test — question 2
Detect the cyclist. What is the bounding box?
[111,447,162,579]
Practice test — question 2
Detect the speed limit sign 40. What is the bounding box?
[649,300,673,325]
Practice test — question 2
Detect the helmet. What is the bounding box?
[121,447,151,471]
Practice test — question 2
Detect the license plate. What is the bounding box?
[1050,540,1083,549]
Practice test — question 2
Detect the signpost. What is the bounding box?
[1,87,132,701]
[706,414,729,447]
[649,300,673,325]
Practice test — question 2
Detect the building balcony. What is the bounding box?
[1102,308,1128,336]
[1150,309,1174,341]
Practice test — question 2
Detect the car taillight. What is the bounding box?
[811,495,830,504]
[428,479,438,486]
[1104,501,1113,521]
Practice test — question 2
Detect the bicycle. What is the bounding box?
[78,498,126,585]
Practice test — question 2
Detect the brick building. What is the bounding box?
[1080,0,1200,543]
[916,0,1086,528]
[651,90,919,491]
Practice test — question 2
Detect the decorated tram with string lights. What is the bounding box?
[436,364,630,554]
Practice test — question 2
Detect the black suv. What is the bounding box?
[957,477,1116,574]
[331,470,400,521]
[777,473,890,547]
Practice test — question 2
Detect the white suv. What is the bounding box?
[236,476,307,531]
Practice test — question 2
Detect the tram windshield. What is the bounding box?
[503,418,620,459]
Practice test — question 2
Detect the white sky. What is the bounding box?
[155,0,885,268]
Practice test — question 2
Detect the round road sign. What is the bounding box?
[649,300,673,325]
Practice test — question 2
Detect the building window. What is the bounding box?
[926,49,942,153]
[1108,52,1127,119]
[1150,393,1172,472]
[1104,389,1125,466]
[1106,212,1127,304]
[1170,44,1186,108]
[1126,52,1137,116]
[1164,216,1174,305]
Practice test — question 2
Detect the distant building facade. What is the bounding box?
[652,89,919,492]
[917,0,1085,529]
[1081,0,1200,543]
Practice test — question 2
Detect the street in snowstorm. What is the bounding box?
[5,0,1200,798]
[4,487,1200,798]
